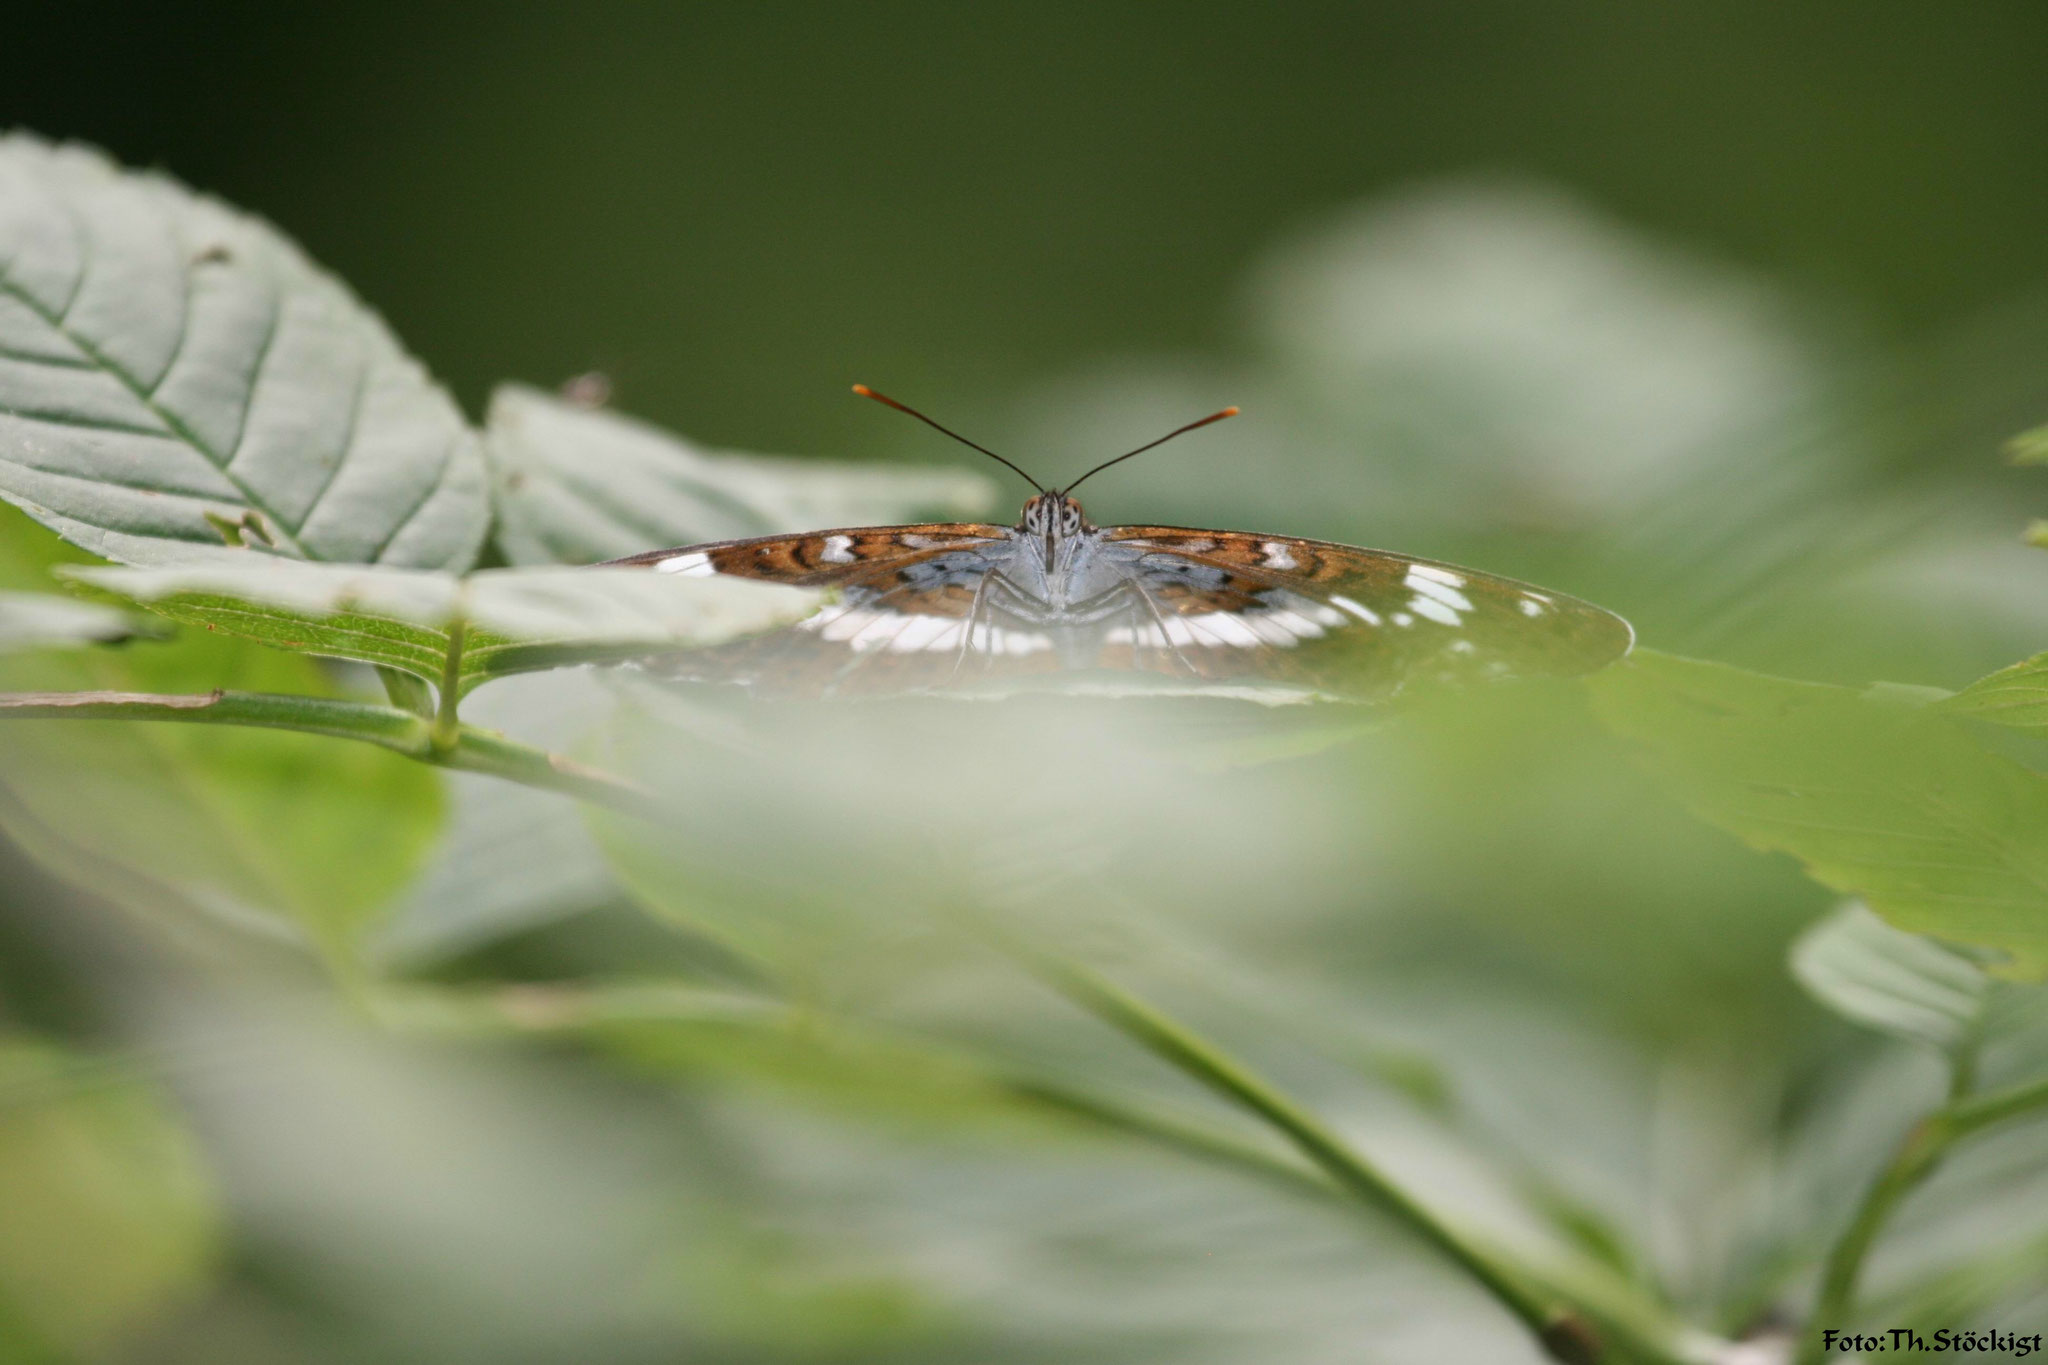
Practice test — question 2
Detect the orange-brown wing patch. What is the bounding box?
[606,525,1007,587]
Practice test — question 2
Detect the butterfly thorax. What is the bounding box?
[1015,492,1097,587]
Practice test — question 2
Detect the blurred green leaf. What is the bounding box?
[0,509,445,950]
[0,590,143,652]
[1590,650,2048,980]
[374,675,627,964]
[1790,903,1992,1049]
[0,1039,217,1358]
[0,665,445,952]
[675,1236,946,1358]
[2007,423,2048,466]
[65,554,817,695]
[484,383,996,566]
[1865,1226,2048,1353]
[0,134,488,569]
[1941,653,2048,732]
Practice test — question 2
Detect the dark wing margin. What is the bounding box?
[1095,527,1633,702]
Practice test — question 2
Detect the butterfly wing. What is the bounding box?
[607,524,1009,585]
[610,524,1065,697]
[1092,527,1632,702]
[613,523,1631,702]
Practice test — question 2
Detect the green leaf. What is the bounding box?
[2008,423,2048,467]
[0,590,142,651]
[1941,653,2048,732]
[0,648,446,952]
[64,553,818,694]
[1590,650,2048,980]
[1789,902,1991,1049]
[0,1039,217,1357]
[0,509,446,950]
[483,383,996,566]
[0,134,488,569]
[373,674,625,964]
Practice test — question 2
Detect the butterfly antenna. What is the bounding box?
[851,384,1045,494]
[1060,406,1239,495]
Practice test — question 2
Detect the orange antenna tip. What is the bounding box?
[851,383,873,396]
[1059,402,1244,495]
[1221,406,1240,417]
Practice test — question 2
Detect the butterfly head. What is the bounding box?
[1020,492,1090,542]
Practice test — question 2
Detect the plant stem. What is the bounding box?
[1016,949,1606,1364]
[1007,1073,1697,1364]
[1797,1069,2048,1362]
[431,620,466,754]
[1800,1118,1948,1364]
[445,723,664,817]
[1000,1073,1338,1197]
[1943,1072,2048,1136]
[365,970,1693,1364]
[0,688,662,819]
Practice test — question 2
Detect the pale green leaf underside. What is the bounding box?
[374,675,625,965]
[1789,902,1990,1048]
[66,556,819,693]
[1941,653,2048,732]
[1591,650,2048,980]
[0,624,446,947]
[484,383,998,566]
[0,133,488,569]
[0,589,141,651]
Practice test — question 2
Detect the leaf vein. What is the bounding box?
[0,274,310,557]
[366,423,457,563]
[288,344,370,537]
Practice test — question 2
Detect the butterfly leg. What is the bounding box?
[943,567,1004,687]
[1128,577,1202,678]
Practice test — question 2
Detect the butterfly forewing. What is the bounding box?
[610,524,1008,587]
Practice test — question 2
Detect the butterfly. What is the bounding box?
[606,386,1633,702]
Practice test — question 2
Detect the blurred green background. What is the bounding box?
[5,5,2048,1363]
[15,1,2048,453]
